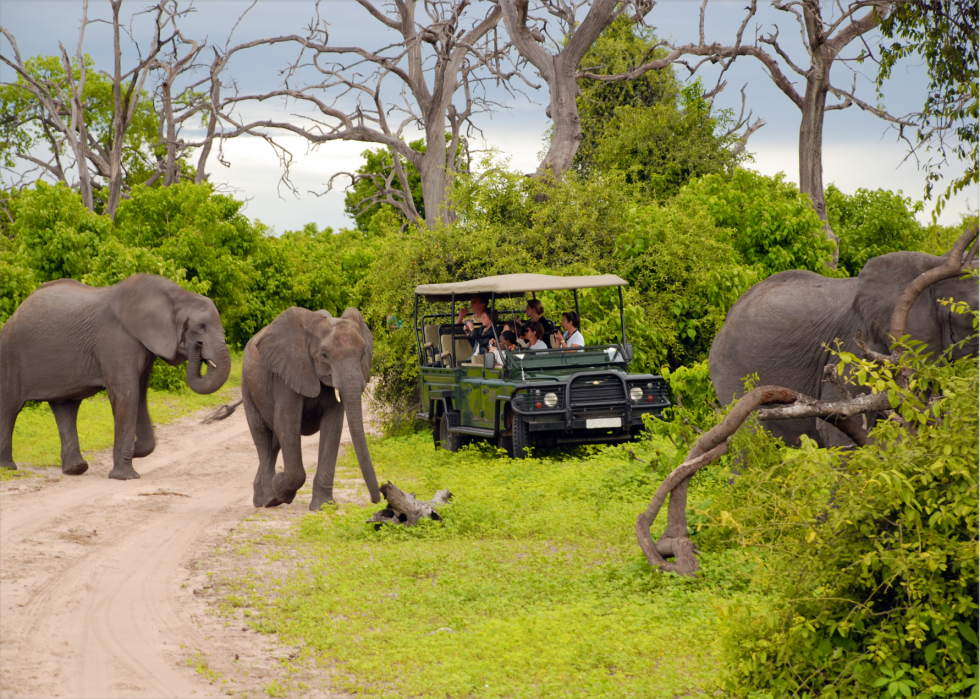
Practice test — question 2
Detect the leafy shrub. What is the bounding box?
[673,169,835,276]
[713,342,979,698]
[826,184,927,276]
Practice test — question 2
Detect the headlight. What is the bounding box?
[544,392,558,408]
[630,386,644,402]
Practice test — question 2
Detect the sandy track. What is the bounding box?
[0,392,368,698]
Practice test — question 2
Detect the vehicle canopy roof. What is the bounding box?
[414,273,627,302]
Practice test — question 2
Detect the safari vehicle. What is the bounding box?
[413,273,670,457]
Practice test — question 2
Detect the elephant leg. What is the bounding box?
[310,396,344,512]
[266,402,306,508]
[50,400,88,475]
[0,398,23,471]
[107,385,141,480]
[133,368,155,459]
[248,419,280,508]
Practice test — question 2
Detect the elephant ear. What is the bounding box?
[341,307,373,383]
[256,307,322,398]
[314,309,333,320]
[109,274,180,361]
[854,251,944,346]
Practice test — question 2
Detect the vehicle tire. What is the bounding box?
[439,413,467,452]
[511,413,532,459]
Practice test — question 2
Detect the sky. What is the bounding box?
[1,0,976,234]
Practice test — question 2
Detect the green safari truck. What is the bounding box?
[413,273,670,457]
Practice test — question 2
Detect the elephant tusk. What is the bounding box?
[334,388,341,403]
[205,359,217,368]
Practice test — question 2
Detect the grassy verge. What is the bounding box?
[8,352,243,473]
[223,433,758,698]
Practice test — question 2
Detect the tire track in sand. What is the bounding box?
[0,395,363,698]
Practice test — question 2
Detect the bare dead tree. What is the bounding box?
[217,0,517,229]
[637,225,979,577]
[1,2,101,208]
[499,0,646,180]
[584,0,915,268]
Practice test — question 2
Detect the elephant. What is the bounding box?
[239,306,381,511]
[709,249,978,448]
[0,274,232,478]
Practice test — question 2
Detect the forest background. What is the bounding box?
[1,1,977,697]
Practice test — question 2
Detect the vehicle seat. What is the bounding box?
[438,335,454,367]
[423,324,439,365]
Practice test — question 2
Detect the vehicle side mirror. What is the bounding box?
[623,343,634,361]
[484,352,496,370]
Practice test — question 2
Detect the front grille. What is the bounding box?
[570,375,625,406]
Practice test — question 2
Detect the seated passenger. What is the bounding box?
[554,311,585,350]
[488,330,518,367]
[524,300,557,347]
[522,321,547,350]
[470,310,498,353]
[456,293,488,325]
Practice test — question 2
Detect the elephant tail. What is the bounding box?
[202,399,243,424]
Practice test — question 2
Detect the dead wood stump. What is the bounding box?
[366,482,452,528]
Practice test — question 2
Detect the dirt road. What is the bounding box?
[0,392,368,698]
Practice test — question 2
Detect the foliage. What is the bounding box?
[591,80,745,201]
[673,169,835,276]
[712,340,979,698]
[219,431,753,698]
[572,16,680,178]
[0,182,368,348]
[826,184,927,277]
[344,140,426,232]
[874,0,978,217]
[0,53,162,194]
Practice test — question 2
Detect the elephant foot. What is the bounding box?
[108,466,141,480]
[1,461,17,471]
[62,460,89,476]
[309,491,335,512]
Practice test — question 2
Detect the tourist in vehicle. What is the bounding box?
[470,310,498,353]
[555,311,585,350]
[456,293,488,324]
[523,321,547,350]
[524,300,556,345]
[488,330,518,366]
[463,319,475,337]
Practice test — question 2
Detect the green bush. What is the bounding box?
[826,184,927,276]
[713,341,979,698]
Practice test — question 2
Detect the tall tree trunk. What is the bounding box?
[799,70,839,268]
[420,118,450,228]
[536,57,583,179]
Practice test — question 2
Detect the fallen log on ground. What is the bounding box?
[367,482,452,528]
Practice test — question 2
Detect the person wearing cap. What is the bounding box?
[524,299,557,347]
[523,321,547,350]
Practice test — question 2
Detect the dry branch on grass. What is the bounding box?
[638,226,979,577]
[367,482,452,528]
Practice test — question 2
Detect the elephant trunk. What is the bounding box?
[186,335,231,395]
[340,375,381,504]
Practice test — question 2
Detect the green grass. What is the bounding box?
[10,353,243,468]
[227,434,759,698]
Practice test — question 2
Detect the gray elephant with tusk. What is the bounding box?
[238,306,381,510]
[709,248,979,448]
[0,274,232,478]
